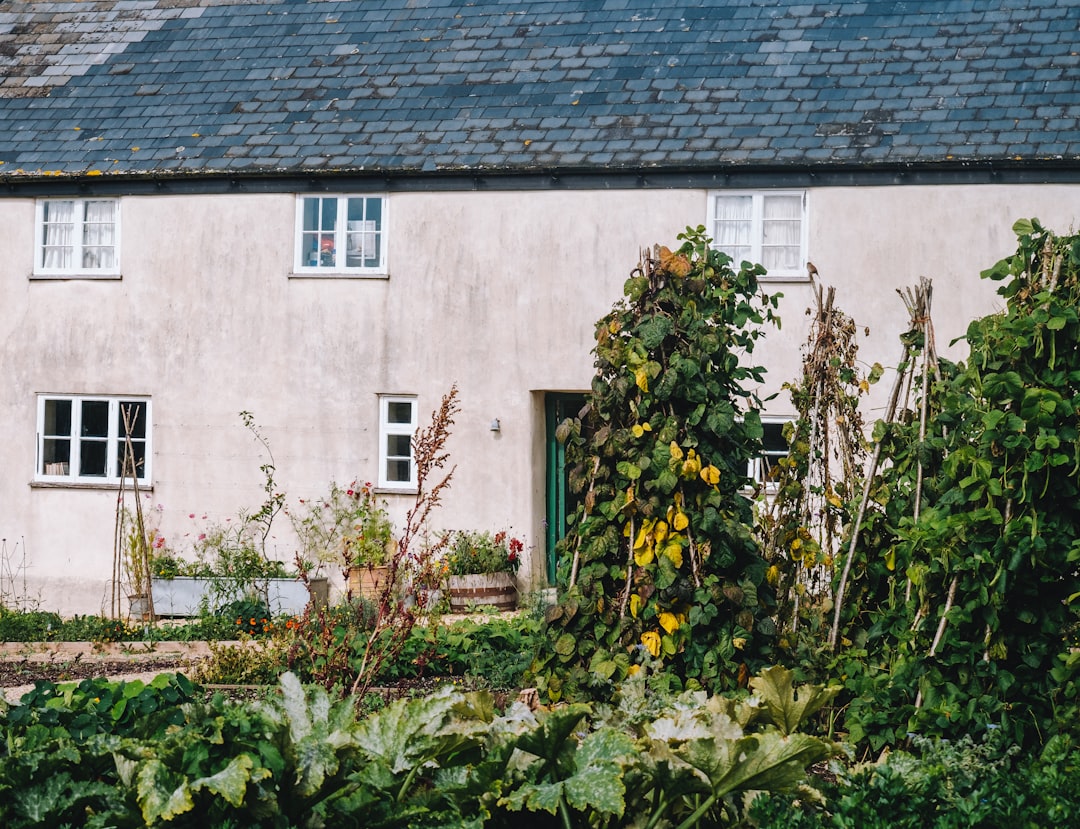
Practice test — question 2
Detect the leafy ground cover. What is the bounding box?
[0,666,834,828]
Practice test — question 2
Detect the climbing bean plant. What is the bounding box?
[529,226,781,702]
[839,220,1080,750]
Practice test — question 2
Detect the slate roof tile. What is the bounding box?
[0,0,1077,178]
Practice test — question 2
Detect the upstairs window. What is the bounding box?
[378,395,416,490]
[34,198,119,277]
[36,395,151,484]
[708,191,807,280]
[295,195,386,275]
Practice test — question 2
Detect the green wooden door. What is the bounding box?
[544,393,586,584]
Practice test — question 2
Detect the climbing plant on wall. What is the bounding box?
[528,226,781,702]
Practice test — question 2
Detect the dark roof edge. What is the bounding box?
[2,160,1079,197]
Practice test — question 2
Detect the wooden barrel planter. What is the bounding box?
[448,572,517,612]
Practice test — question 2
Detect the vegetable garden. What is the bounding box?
[3,220,1080,826]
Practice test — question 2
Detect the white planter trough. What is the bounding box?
[149,576,327,617]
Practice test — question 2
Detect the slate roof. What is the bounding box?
[0,0,1078,182]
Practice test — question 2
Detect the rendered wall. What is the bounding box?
[1,184,1077,614]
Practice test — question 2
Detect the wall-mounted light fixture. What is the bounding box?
[490,418,501,432]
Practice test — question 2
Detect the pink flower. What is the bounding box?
[198,533,206,541]
[153,535,165,549]
[189,513,195,518]
[347,489,354,497]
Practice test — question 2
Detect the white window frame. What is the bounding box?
[706,190,808,281]
[378,395,417,490]
[748,416,793,492]
[35,395,152,485]
[294,194,387,276]
[33,198,121,278]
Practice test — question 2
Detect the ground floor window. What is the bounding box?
[36,395,151,484]
[749,417,792,491]
[378,395,417,490]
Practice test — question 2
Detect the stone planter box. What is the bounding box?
[149,576,327,618]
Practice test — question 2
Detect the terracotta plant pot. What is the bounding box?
[447,572,517,612]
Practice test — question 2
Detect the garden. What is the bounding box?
[2,220,1080,827]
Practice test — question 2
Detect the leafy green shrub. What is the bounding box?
[0,607,63,641]
[750,732,1080,828]
[193,637,290,686]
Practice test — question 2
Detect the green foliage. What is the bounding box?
[444,530,525,575]
[289,480,395,569]
[750,732,1080,828]
[0,607,64,641]
[532,226,782,702]
[830,220,1080,749]
[0,668,834,828]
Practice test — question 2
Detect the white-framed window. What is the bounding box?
[748,417,792,490]
[378,395,417,490]
[295,195,386,275]
[34,198,120,277]
[36,395,151,484]
[707,190,807,280]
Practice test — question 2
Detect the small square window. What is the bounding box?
[378,395,416,489]
[34,198,120,277]
[707,191,807,280]
[295,195,386,275]
[37,395,151,484]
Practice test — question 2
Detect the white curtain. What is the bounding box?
[42,200,74,269]
[713,195,752,264]
[761,195,801,272]
[82,200,116,269]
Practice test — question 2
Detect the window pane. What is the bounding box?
[44,399,72,436]
[761,421,788,454]
[118,401,146,439]
[81,400,109,437]
[387,434,412,456]
[41,201,75,270]
[80,440,108,477]
[386,458,411,482]
[387,401,413,424]
[713,195,752,263]
[116,440,146,479]
[43,440,71,474]
[345,197,381,268]
[301,197,339,267]
[762,195,802,272]
[82,200,116,269]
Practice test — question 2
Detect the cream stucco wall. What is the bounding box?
[1,183,1078,615]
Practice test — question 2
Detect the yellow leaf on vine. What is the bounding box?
[641,630,661,658]
[673,510,689,531]
[635,366,649,392]
[885,549,896,571]
[669,441,683,460]
[700,465,721,486]
[766,564,780,586]
[634,547,655,567]
[659,612,679,634]
[661,541,684,568]
[630,594,642,618]
[653,520,669,544]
